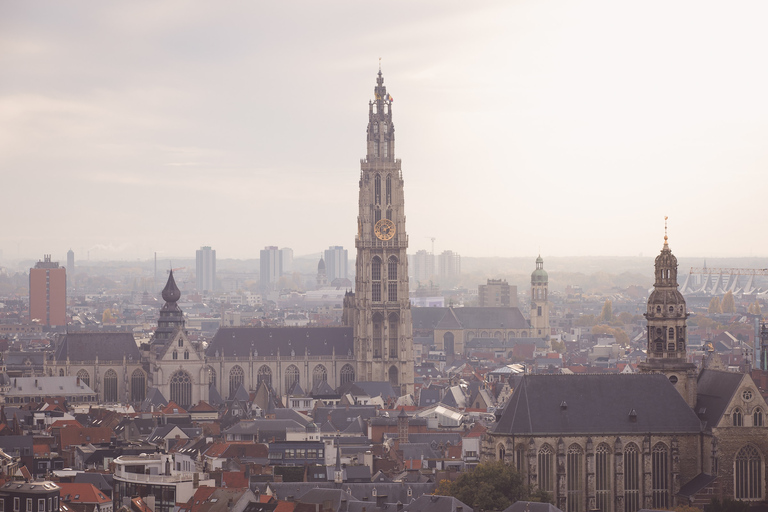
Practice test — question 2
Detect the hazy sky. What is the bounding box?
[3,1,768,263]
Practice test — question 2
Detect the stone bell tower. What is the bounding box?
[638,219,698,407]
[347,69,414,394]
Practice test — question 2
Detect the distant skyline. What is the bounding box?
[3,1,768,261]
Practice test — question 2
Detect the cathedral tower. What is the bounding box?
[530,255,550,337]
[349,69,414,394]
[639,224,698,406]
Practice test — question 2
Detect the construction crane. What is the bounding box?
[425,237,436,255]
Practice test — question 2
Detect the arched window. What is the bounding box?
[754,408,764,427]
[103,369,118,403]
[735,445,763,499]
[388,366,398,387]
[340,364,355,386]
[386,174,392,204]
[76,369,90,387]
[389,315,398,358]
[652,443,669,509]
[388,257,397,280]
[178,338,183,348]
[59,369,64,377]
[538,444,554,492]
[444,332,455,357]
[131,369,146,402]
[734,408,744,426]
[170,370,192,407]
[285,365,300,392]
[374,174,381,204]
[372,257,382,302]
[184,350,189,360]
[498,444,506,461]
[312,365,328,387]
[668,327,674,339]
[595,444,611,512]
[172,351,178,360]
[257,365,272,387]
[229,365,245,399]
[373,314,383,358]
[567,444,584,512]
[208,367,217,388]
[624,443,640,512]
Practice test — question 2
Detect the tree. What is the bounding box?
[434,460,550,511]
[551,340,566,354]
[722,291,736,314]
[600,300,613,322]
[748,300,762,316]
[708,296,722,315]
[575,314,597,327]
[592,324,630,346]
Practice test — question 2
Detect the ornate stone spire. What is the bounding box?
[154,270,185,345]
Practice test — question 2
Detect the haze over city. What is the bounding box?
[3,1,768,261]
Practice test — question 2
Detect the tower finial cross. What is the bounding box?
[664,216,668,244]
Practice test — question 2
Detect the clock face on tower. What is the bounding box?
[374,218,396,240]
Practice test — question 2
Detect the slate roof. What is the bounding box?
[412,307,452,331]
[140,388,168,412]
[695,369,744,430]
[677,473,717,498]
[297,488,357,511]
[224,419,304,435]
[493,374,703,435]
[55,332,141,362]
[264,482,438,506]
[6,377,95,397]
[314,406,378,431]
[502,501,563,512]
[418,388,441,407]
[206,327,353,357]
[208,384,224,408]
[403,495,473,512]
[338,382,398,400]
[231,383,251,402]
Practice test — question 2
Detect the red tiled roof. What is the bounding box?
[58,426,113,449]
[33,445,51,458]
[161,401,188,414]
[221,472,248,489]
[59,483,111,504]
[189,401,217,412]
[49,419,83,430]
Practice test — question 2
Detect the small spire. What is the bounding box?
[664,216,669,245]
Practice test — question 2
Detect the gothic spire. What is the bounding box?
[162,269,181,303]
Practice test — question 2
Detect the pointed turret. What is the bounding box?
[154,270,185,345]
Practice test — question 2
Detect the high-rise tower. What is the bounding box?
[348,70,414,394]
[195,246,216,293]
[530,255,550,337]
[29,255,67,327]
[639,224,698,407]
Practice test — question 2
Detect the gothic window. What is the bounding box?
[170,370,192,407]
[103,369,118,403]
[497,444,506,461]
[386,175,392,204]
[229,365,245,398]
[383,142,388,158]
[652,443,670,509]
[595,444,611,512]
[374,141,379,157]
[184,350,189,360]
[285,365,300,392]
[178,338,183,347]
[375,208,381,224]
[754,408,764,427]
[208,367,217,387]
[373,315,383,358]
[372,258,382,302]
[624,443,640,512]
[312,365,328,387]
[538,306,542,316]
[77,370,90,387]
[538,444,554,492]
[386,209,392,220]
[388,282,397,302]
[389,316,398,358]
[388,365,398,386]
[515,444,526,474]
[131,369,146,402]
[735,445,763,499]
[372,283,381,302]
[375,174,381,204]
[567,444,584,512]
[373,123,378,134]
[734,408,744,426]
[340,364,355,386]
[388,257,398,279]
[257,365,272,387]
[173,351,178,360]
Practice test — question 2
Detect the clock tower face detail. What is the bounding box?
[348,70,414,394]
